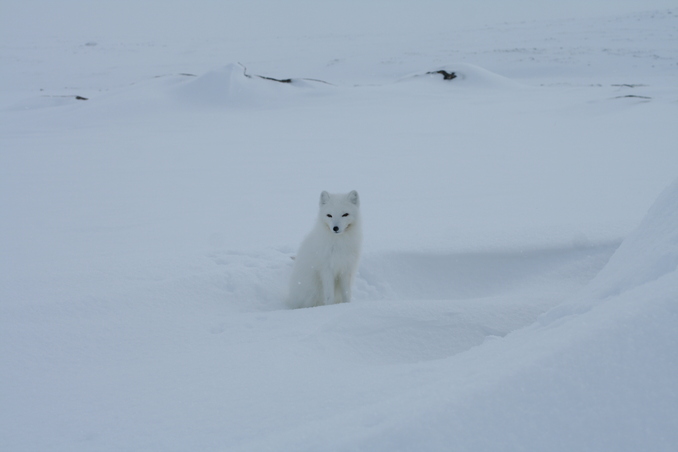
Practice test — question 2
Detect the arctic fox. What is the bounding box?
[286,190,362,309]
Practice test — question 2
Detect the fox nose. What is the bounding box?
[333,226,339,233]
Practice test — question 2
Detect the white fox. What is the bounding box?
[286,191,362,309]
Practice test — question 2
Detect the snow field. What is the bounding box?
[2,3,678,451]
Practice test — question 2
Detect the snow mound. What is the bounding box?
[592,176,678,297]
[542,176,678,322]
[172,63,329,108]
[403,63,525,89]
[171,62,521,109]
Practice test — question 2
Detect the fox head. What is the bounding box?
[319,190,360,234]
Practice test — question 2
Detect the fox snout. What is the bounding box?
[333,226,339,233]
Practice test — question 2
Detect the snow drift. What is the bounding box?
[403,63,526,89]
[238,178,678,452]
[172,63,301,108]
[171,62,522,108]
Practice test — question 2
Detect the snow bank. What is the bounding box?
[544,176,678,321]
[237,181,678,452]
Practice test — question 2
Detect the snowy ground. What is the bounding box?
[1,1,677,451]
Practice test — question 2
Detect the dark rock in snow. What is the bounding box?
[427,70,458,80]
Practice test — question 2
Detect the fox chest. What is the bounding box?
[314,243,357,275]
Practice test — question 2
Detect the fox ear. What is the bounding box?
[348,190,359,206]
[320,191,331,205]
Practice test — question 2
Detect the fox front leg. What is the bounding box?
[321,271,335,305]
[337,273,352,304]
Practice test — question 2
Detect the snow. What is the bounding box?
[1,1,677,451]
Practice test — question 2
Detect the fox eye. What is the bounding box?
[326,214,332,218]
[342,213,349,217]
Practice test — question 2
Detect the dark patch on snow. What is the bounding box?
[298,78,334,85]
[239,62,292,83]
[611,84,647,88]
[255,75,293,84]
[238,62,334,86]
[42,94,89,101]
[616,95,651,100]
[427,70,458,80]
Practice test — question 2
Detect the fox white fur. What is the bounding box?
[286,190,362,309]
